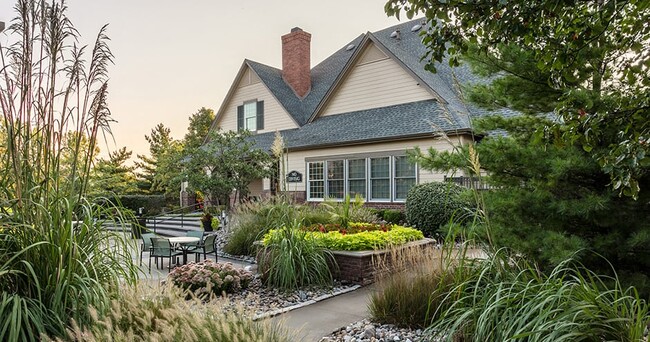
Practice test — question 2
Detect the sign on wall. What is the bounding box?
[286,170,303,183]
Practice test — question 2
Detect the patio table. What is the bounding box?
[168,236,200,265]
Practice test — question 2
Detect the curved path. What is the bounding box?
[271,285,374,342]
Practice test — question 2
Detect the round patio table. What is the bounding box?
[168,236,200,265]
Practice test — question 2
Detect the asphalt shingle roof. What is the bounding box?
[249,99,469,151]
[240,18,520,151]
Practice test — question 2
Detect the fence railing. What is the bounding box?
[146,201,205,234]
[444,176,494,190]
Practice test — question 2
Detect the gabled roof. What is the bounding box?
[211,18,520,150]
[246,34,364,126]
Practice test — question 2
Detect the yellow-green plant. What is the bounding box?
[0,1,138,340]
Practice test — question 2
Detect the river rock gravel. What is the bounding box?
[320,319,439,342]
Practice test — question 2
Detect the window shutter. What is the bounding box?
[237,105,244,130]
[256,100,264,130]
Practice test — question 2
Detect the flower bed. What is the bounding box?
[263,224,423,251]
[303,222,391,235]
[169,260,253,296]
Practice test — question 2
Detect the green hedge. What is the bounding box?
[405,182,469,237]
[117,195,175,216]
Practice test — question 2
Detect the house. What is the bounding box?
[205,18,515,209]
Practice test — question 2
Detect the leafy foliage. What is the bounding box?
[183,129,273,207]
[319,194,378,228]
[385,0,650,198]
[405,182,470,237]
[369,263,457,329]
[224,197,333,256]
[183,107,216,152]
[287,226,424,251]
[168,260,253,297]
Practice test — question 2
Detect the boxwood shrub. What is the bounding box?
[405,182,470,237]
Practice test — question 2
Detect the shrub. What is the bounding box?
[258,222,335,291]
[265,225,424,251]
[168,261,253,297]
[372,209,406,224]
[320,194,378,228]
[46,283,293,342]
[303,222,391,234]
[224,197,334,256]
[405,182,470,236]
[116,195,173,216]
[313,226,423,251]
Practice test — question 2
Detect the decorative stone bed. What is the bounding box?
[330,238,436,285]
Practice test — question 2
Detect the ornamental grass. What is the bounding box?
[44,282,293,342]
[0,1,139,340]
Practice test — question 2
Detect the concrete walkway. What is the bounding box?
[272,285,374,342]
[132,236,373,341]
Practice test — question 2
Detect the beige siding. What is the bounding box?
[320,46,434,117]
[215,67,298,132]
[357,44,388,65]
[280,137,466,194]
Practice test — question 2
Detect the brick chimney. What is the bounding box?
[282,27,311,98]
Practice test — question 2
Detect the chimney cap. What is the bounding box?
[291,27,303,33]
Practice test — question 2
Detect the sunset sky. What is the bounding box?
[0,0,401,160]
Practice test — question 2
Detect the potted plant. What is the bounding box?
[201,212,214,232]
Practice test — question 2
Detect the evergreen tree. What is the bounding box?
[385,0,650,198]
[91,147,138,195]
[183,107,215,152]
[135,123,177,194]
[411,115,650,292]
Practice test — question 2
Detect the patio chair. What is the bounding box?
[149,237,183,271]
[197,233,218,262]
[140,232,156,266]
[185,230,204,262]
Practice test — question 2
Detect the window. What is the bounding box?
[394,156,416,200]
[237,100,264,131]
[308,162,324,199]
[347,159,366,198]
[326,160,344,199]
[243,102,256,130]
[370,157,390,200]
[307,154,417,202]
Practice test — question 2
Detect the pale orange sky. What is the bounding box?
[0,0,401,161]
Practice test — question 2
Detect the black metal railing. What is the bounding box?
[444,176,493,190]
[146,201,205,234]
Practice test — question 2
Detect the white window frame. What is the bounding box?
[392,156,417,202]
[243,101,257,131]
[369,156,392,202]
[306,154,418,203]
[307,161,325,201]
